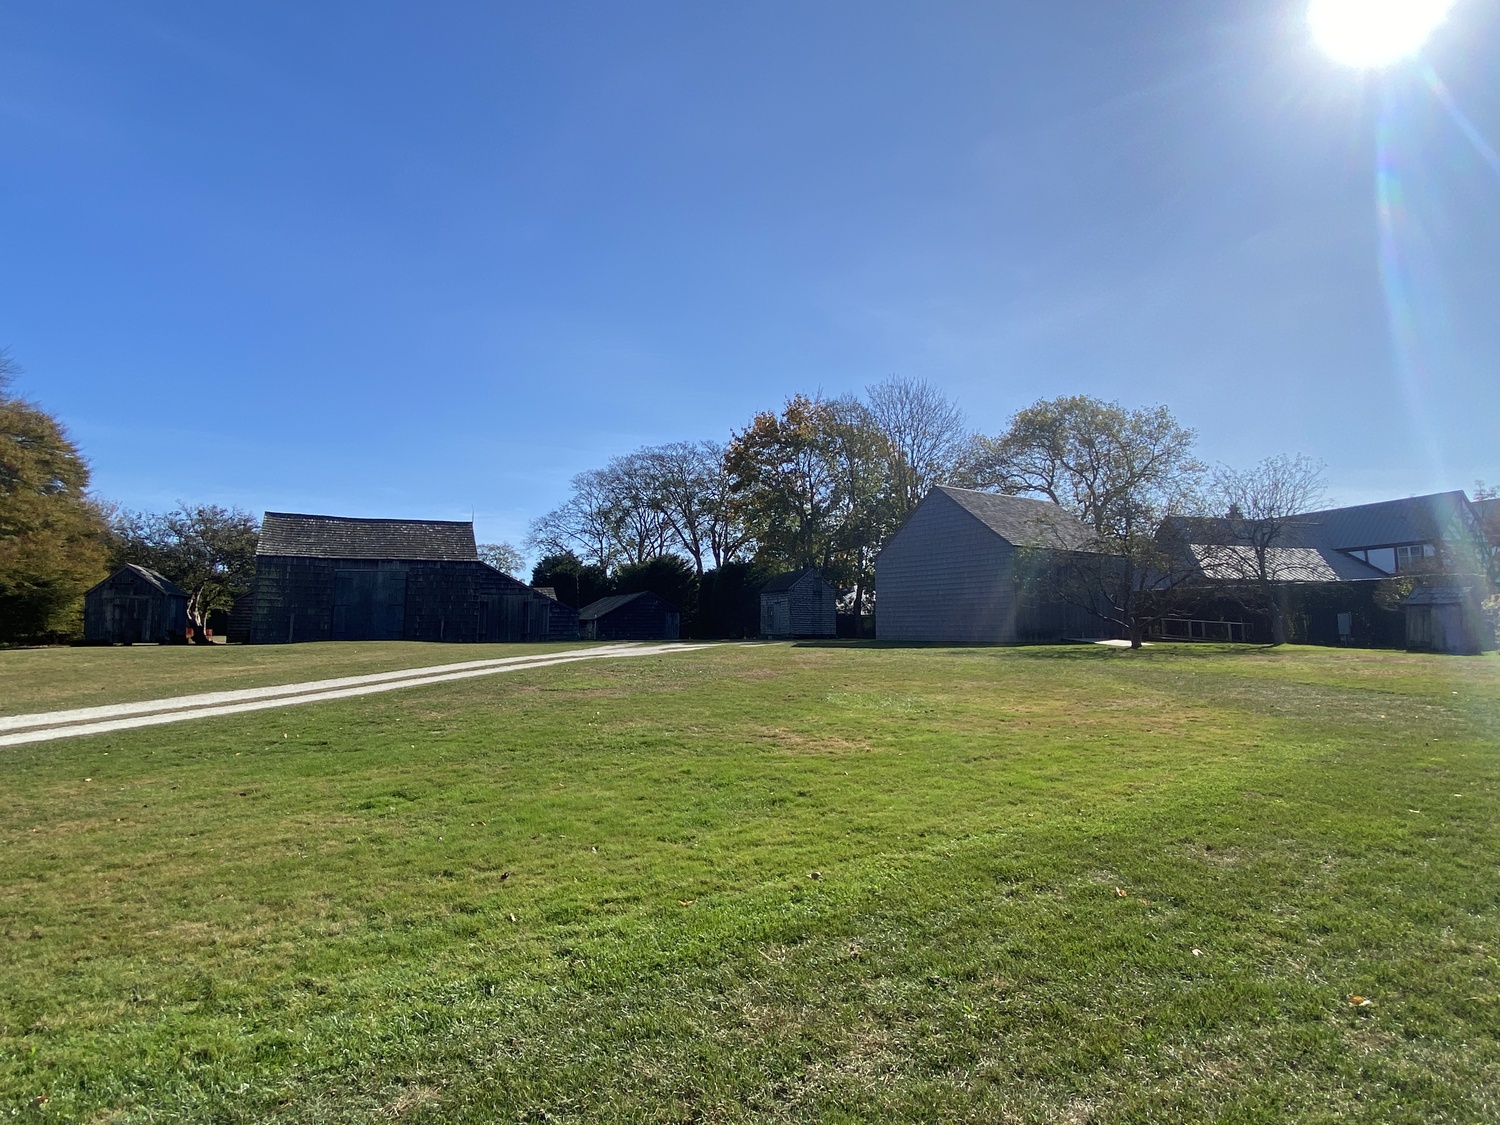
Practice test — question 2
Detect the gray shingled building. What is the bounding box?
[760,567,837,638]
[875,486,1104,644]
[241,512,578,644]
[577,591,681,640]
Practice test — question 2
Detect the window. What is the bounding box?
[1395,543,1432,571]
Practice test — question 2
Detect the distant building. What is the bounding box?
[759,567,837,638]
[1164,491,1496,647]
[1403,586,1492,655]
[83,565,189,645]
[241,512,578,644]
[875,486,1103,644]
[577,591,680,641]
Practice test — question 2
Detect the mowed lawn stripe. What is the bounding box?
[1,643,1496,1122]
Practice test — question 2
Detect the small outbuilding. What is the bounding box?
[760,567,837,638]
[1402,586,1493,655]
[83,565,189,645]
[578,591,681,641]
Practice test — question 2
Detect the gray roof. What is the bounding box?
[935,486,1096,551]
[1290,491,1478,550]
[93,563,188,598]
[762,567,830,594]
[578,591,676,620]
[1401,585,1479,606]
[1187,544,1387,583]
[258,512,478,561]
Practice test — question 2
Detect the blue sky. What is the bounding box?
[3,1,1498,554]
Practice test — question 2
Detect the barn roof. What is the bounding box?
[935,486,1096,551]
[761,567,829,594]
[89,564,188,598]
[1186,544,1387,583]
[578,591,674,620]
[258,512,478,561]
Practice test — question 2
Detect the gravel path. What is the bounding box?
[0,643,717,747]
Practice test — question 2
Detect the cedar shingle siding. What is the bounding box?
[245,513,578,644]
[83,565,190,645]
[759,568,837,638]
[577,592,680,640]
[874,487,1103,644]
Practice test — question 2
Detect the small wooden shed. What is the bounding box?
[1402,586,1492,655]
[83,565,189,644]
[578,591,681,641]
[760,567,837,638]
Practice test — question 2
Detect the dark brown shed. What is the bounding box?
[83,565,189,645]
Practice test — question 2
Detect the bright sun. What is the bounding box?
[1309,0,1457,67]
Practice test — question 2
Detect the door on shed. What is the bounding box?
[333,569,407,640]
[109,595,151,643]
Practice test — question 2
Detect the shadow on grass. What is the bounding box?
[790,638,1287,661]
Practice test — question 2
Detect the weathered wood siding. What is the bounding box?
[582,594,680,641]
[875,490,1020,643]
[83,568,189,644]
[760,572,837,637]
[248,559,578,644]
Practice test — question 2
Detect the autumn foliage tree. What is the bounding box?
[0,350,110,642]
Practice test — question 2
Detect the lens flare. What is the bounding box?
[1309,0,1457,68]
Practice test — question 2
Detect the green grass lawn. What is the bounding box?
[2,642,1498,1122]
[0,641,601,717]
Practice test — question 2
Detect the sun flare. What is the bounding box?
[1309,0,1457,68]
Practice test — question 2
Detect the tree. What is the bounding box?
[637,441,751,575]
[985,396,1205,647]
[821,395,899,615]
[478,541,525,576]
[529,551,612,609]
[866,376,972,514]
[527,468,624,571]
[0,350,110,642]
[109,503,260,630]
[725,395,844,575]
[615,554,698,630]
[1197,454,1329,644]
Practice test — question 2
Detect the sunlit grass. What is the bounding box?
[2,642,1497,1122]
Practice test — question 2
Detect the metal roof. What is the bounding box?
[761,567,830,594]
[258,512,478,561]
[935,486,1096,551]
[1187,544,1386,583]
[1401,585,1479,606]
[1291,491,1477,550]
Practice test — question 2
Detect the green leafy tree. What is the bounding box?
[0,351,110,642]
[980,395,1205,647]
[530,551,613,609]
[109,504,260,630]
[615,554,699,630]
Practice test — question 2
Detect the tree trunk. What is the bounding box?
[1128,623,1143,649]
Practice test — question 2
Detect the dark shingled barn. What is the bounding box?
[577,591,681,641]
[243,512,578,644]
[83,565,189,645]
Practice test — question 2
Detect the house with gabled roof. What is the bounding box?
[84,564,190,645]
[874,486,1105,643]
[577,591,680,640]
[760,567,837,639]
[1162,491,1495,649]
[241,512,577,644]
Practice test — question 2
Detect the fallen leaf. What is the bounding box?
[1192,948,1203,957]
[508,913,517,923]
[1348,995,1373,1007]
[809,871,822,880]
[1115,887,1127,897]
[499,872,510,881]
[678,899,695,906]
